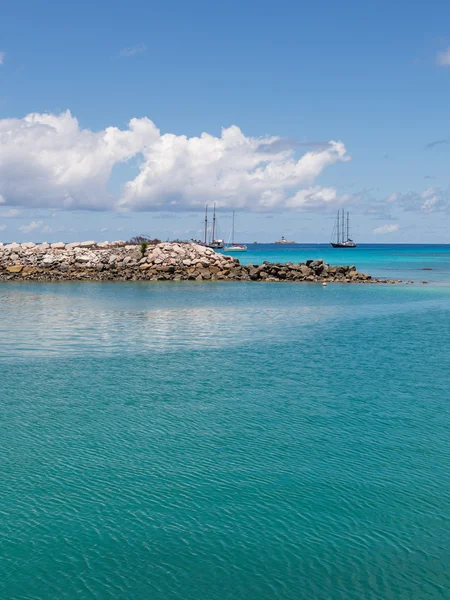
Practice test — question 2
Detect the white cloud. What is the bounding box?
[373,223,399,235]
[0,52,4,65]
[383,187,449,213]
[19,220,43,233]
[119,43,146,57]
[285,186,347,209]
[0,110,350,213]
[436,47,450,66]
[0,208,20,217]
[100,227,108,232]
[0,224,6,231]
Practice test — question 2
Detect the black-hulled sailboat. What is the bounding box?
[330,209,357,248]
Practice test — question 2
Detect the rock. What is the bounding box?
[299,265,312,277]
[37,242,50,250]
[21,242,36,249]
[6,265,23,273]
[42,256,58,267]
[79,241,96,248]
[51,242,66,249]
[66,242,81,250]
[5,243,21,251]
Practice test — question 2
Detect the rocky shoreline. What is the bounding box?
[0,241,402,283]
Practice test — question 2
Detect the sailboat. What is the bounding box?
[330,209,357,248]
[224,211,247,252]
[198,204,224,249]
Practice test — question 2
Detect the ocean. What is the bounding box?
[220,243,450,284]
[1,245,449,599]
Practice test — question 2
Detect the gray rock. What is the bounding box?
[66,242,81,250]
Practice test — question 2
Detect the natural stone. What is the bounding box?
[6,265,23,273]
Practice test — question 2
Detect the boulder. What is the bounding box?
[299,265,312,277]
[79,241,96,248]
[36,242,50,251]
[51,242,66,249]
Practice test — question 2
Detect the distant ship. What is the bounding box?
[198,204,224,249]
[275,236,295,244]
[330,210,357,248]
[224,211,247,252]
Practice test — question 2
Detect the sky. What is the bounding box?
[1,0,450,243]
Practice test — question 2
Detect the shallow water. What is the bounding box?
[1,281,449,599]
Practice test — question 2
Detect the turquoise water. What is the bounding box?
[1,255,450,599]
[221,244,450,283]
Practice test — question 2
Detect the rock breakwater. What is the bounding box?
[0,241,400,283]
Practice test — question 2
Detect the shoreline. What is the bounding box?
[0,241,404,284]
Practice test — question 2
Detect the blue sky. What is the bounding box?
[1,0,450,242]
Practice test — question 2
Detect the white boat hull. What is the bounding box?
[224,246,247,252]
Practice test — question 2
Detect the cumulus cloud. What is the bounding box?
[0,110,350,213]
[0,52,4,65]
[0,110,158,210]
[373,224,399,234]
[0,224,6,231]
[19,220,43,233]
[436,47,450,66]
[119,43,146,57]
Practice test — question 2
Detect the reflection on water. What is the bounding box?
[1,282,450,359]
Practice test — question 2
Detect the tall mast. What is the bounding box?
[204,205,208,244]
[341,209,345,244]
[337,210,340,244]
[212,203,216,243]
[232,211,235,245]
[347,211,349,241]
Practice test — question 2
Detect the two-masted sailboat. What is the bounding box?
[201,204,224,249]
[224,211,247,252]
[330,210,357,248]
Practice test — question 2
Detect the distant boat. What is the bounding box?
[201,204,224,249]
[330,210,357,248]
[224,211,247,252]
[275,236,295,244]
